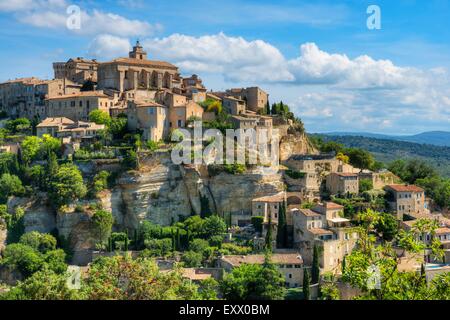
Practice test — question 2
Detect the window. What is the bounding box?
[288,274,292,279]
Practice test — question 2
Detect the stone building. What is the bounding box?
[252,192,286,242]
[217,251,304,288]
[0,77,80,120]
[45,91,117,121]
[292,202,359,273]
[222,96,246,115]
[385,184,428,220]
[36,117,105,141]
[358,170,401,190]
[97,41,179,93]
[326,172,359,196]
[225,87,268,113]
[169,100,203,129]
[53,57,99,84]
[127,100,169,141]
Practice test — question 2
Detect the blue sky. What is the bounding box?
[1,0,450,134]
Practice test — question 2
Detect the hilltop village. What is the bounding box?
[0,42,449,300]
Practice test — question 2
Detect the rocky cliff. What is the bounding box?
[5,131,315,261]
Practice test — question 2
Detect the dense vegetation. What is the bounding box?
[311,134,450,177]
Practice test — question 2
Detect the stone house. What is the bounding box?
[292,202,359,273]
[326,172,359,196]
[36,117,75,137]
[36,117,105,141]
[0,77,80,120]
[223,96,246,115]
[217,251,304,288]
[45,91,116,121]
[225,87,268,113]
[169,100,203,129]
[53,57,99,84]
[252,192,286,241]
[127,100,169,141]
[358,170,401,190]
[385,184,428,220]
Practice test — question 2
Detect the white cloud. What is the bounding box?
[4,0,159,37]
[288,43,422,89]
[0,0,34,11]
[88,34,131,60]
[143,33,293,82]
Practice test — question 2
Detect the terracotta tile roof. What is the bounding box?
[36,117,74,127]
[309,228,334,235]
[298,209,322,217]
[103,58,178,70]
[436,227,450,235]
[386,184,424,193]
[332,172,359,177]
[252,192,285,203]
[222,253,303,266]
[324,202,344,209]
[46,91,109,100]
[180,268,213,281]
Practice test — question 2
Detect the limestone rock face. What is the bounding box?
[279,132,318,162]
[208,169,285,216]
[0,225,6,251]
[7,196,55,234]
[117,152,192,228]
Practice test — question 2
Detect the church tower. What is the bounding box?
[129,41,147,60]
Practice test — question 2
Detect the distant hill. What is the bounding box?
[309,134,450,178]
[322,131,450,147]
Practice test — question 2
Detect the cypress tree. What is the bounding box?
[265,213,273,252]
[266,101,271,115]
[171,230,176,252]
[303,268,311,300]
[276,201,287,248]
[311,245,320,284]
[124,229,129,252]
[420,263,426,284]
[342,255,347,275]
[176,228,181,251]
[133,229,138,250]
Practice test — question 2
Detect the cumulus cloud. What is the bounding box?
[3,0,159,37]
[88,34,131,60]
[288,43,421,89]
[143,33,294,82]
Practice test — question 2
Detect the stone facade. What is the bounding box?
[97,42,179,93]
[45,91,117,121]
[326,172,359,196]
[127,100,169,141]
[53,57,99,84]
[385,184,428,220]
[0,77,80,120]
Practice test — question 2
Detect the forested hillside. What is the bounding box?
[309,134,450,177]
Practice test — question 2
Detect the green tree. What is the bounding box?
[181,251,203,267]
[91,210,114,243]
[81,255,202,300]
[359,178,374,193]
[0,268,79,300]
[303,268,311,300]
[346,148,375,171]
[265,214,273,251]
[311,245,320,284]
[276,201,287,248]
[220,260,285,300]
[0,173,25,202]
[89,110,111,125]
[19,232,57,254]
[48,164,87,207]
[1,243,44,278]
[202,215,226,238]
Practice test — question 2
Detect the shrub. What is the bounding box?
[251,216,264,233]
[181,251,203,267]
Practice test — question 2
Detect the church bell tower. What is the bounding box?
[129,40,147,60]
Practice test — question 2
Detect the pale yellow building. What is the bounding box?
[53,57,99,84]
[127,100,169,141]
[169,100,203,129]
[46,91,116,121]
